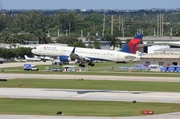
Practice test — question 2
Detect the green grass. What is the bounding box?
[1,62,180,116]
[1,79,180,92]
[1,62,180,77]
[0,74,179,116]
[0,61,135,72]
[0,98,180,116]
[2,70,180,77]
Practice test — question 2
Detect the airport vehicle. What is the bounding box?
[160,65,180,72]
[32,34,143,67]
[52,59,70,65]
[23,64,39,71]
[0,58,4,64]
[63,65,77,72]
[40,56,54,62]
[52,59,63,65]
[24,55,41,61]
[52,67,62,72]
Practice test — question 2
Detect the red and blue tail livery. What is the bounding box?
[120,34,143,54]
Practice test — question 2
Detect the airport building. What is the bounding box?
[141,48,180,67]
[83,41,111,50]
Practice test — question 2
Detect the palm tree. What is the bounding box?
[0,33,11,44]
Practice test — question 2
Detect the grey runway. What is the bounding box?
[1,62,180,119]
[0,88,180,103]
[1,88,180,119]
[1,73,180,82]
[0,112,180,119]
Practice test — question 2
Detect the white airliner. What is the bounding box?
[24,55,41,61]
[24,55,54,62]
[14,57,27,62]
[32,34,143,67]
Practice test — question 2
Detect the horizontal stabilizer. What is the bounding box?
[125,55,136,60]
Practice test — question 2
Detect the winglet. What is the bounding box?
[120,34,143,54]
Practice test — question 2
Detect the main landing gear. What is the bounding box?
[79,63,85,67]
[79,62,95,67]
[88,62,94,67]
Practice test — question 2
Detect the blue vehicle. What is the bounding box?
[167,66,175,72]
[24,64,38,71]
[160,65,180,72]
[176,67,180,72]
[160,67,167,72]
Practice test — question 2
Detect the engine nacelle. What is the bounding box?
[59,55,71,62]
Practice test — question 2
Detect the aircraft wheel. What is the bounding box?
[57,111,62,115]
[91,64,94,67]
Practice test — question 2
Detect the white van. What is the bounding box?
[52,59,62,65]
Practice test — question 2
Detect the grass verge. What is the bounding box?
[1,79,180,92]
[0,98,180,116]
[1,62,180,77]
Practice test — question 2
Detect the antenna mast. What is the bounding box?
[102,11,105,37]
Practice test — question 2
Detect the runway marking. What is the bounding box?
[0,94,9,98]
[72,96,83,100]
[100,78,107,80]
[37,76,43,79]
[173,101,180,103]
[111,117,117,119]
[134,78,139,81]
[149,99,161,103]
[164,80,170,82]
[14,76,19,79]
[75,116,82,118]
[34,115,42,118]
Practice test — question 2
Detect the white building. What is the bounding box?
[141,48,180,67]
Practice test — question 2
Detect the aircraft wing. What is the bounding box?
[70,53,91,63]
[69,47,93,67]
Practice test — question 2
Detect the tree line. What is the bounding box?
[0,47,32,59]
[0,10,180,46]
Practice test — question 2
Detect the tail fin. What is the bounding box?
[120,34,143,54]
[14,57,19,62]
[24,55,28,59]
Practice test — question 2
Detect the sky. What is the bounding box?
[1,0,180,10]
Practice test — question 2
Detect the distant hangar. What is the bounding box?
[141,48,180,66]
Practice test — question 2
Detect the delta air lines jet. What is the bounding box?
[32,34,143,67]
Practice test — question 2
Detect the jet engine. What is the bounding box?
[59,56,71,62]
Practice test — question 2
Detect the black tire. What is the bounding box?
[57,111,62,115]
[91,64,94,67]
